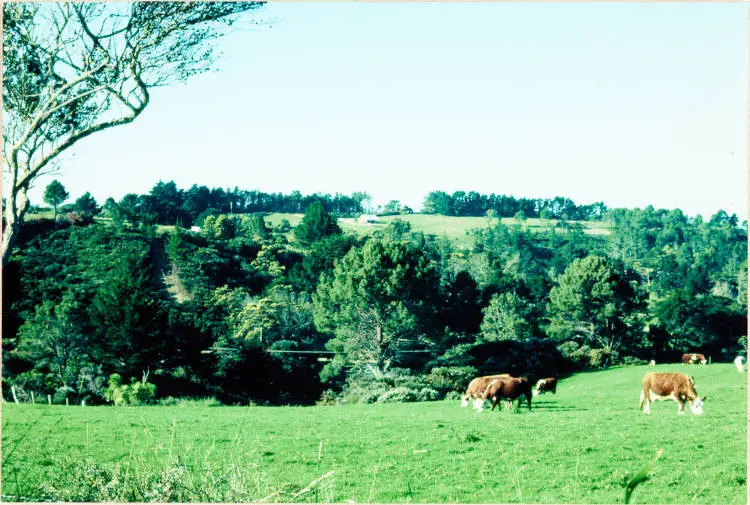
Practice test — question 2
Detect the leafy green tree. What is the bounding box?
[13,296,92,395]
[74,192,98,214]
[441,270,483,335]
[480,291,533,342]
[43,180,69,219]
[648,290,746,358]
[88,240,167,377]
[289,234,360,293]
[244,214,270,241]
[380,200,402,216]
[2,1,265,266]
[313,239,439,378]
[546,255,641,352]
[145,180,185,225]
[294,201,342,247]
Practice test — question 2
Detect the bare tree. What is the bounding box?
[2,1,265,265]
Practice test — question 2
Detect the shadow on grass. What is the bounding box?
[530,401,586,411]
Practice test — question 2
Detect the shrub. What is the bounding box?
[126,378,157,404]
[444,391,462,402]
[588,348,619,368]
[558,341,591,368]
[377,386,417,403]
[427,366,477,394]
[53,386,75,404]
[417,387,441,402]
[105,374,157,406]
[618,356,647,367]
[316,389,339,406]
[64,211,94,226]
[389,368,432,390]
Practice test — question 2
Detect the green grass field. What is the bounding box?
[265,213,611,249]
[2,364,746,503]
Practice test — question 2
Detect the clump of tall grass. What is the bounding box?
[624,448,664,504]
[32,455,258,502]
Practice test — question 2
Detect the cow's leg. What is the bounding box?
[473,398,484,411]
[677,399,686,415]
[640,391,651,414]
[461,394,470,408]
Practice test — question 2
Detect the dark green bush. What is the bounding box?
[427,366,477,394]
[377,386,417,403]
[618,356,648,367]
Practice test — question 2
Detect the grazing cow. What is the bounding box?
[639,372,706,415]
[461,374,511,410]
[734,356,746,373]
[533,377,557,396]
[648,360,656,367]
[682,353,707,366]
[481,376,532,412]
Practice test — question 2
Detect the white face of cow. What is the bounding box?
[533,379,544,396]
[461,396,469,408]
[689,397,705,415]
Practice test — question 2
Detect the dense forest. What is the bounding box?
[2,181,747,407]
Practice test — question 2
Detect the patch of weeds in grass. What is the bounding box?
[624,448,663,504]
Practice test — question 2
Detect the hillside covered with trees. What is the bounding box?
[3,180,747,406]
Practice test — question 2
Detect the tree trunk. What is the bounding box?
[2,187,29,267]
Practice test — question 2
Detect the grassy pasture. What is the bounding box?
[24,211,610,249]
[266,213,611,249]
[2,364,746,503]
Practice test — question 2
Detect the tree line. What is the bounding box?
[3,193,746,406]
[422,190,609,220]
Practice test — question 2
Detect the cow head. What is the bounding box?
[461,396,469,408]
[533,379,545,396]
[689,396,707,415]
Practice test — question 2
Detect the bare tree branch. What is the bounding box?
[2,1,266,266]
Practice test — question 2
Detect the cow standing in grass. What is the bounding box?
[682,353,707,366]
[461,374,510,411]
[533,377,557,396]
[639,372,706,415]
[481,376,532,412]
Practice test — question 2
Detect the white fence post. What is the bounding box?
[65,397,69,407]
[31,392,35,404]
[47,394,52,405]
[81,399,86,407]
[11,386,19,404]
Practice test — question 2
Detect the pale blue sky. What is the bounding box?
[28,2,748,220]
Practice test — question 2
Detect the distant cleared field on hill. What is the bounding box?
[265,213,612,248]
[24,211,611,249]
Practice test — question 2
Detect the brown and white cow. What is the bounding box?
[734,355,746,373]
[681,353,707,366]
[481,376,532,412]
[639,372,706,415]
[533,377,557,396]
[461,374,511,410]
